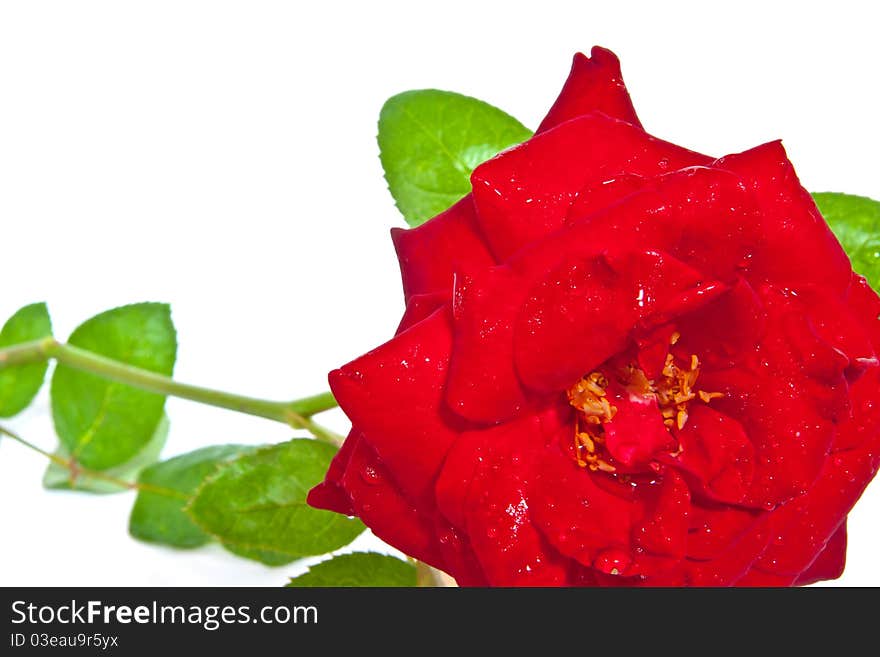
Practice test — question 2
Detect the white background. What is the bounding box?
[0,1,878,586]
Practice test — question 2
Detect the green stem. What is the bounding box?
[0,425,186,498]
[0,338,343,446]
[414,561,456,587]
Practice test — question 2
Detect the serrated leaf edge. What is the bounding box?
[286,552,416,586]
[182,441,357,560]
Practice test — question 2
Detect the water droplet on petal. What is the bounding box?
[594,548,631,575]
[360,465,381,485]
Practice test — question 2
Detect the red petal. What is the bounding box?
[431,518,488,586]
[834,367,880,452]
[698,286,848,509]
[447,167,751,422]
[506,165,753,322]
[537,46,642,133]
[340,438,445,570]
[329,307,459,504]
[759,368,880,575]
[444,267,529,423]
[566,174,649,224]
[631,470,691,569]
[733,568,795,587]
[847,274,880,347]
[603,381,674,469]
[461,416,570,585]
[754,383,880,576]
[396,292,448,335]
[714,141,852,295]
[794,521,847,586]
[686,503,765,561]
[661,405,755,505]
[685,513,772,586]
[634,323,678,381]
[531,441,634,570]
[471,113,711,261]
[391,195,495,302]
[676,277,767,372]
[514,250,724,394]
[435,430,484,532]
[802,288,877,371]
[306,430,360,515]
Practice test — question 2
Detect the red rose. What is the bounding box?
[308,47,880,586]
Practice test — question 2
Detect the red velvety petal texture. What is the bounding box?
[793,522,847,586]
[537,46,643,134]
[310,47,880,587]
[391,195,495,304]
[328,307,460,506]
[471,113,711,261]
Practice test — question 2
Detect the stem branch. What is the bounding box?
[0,338,343,446]
[0,425,185,498]
[415,561,457,587]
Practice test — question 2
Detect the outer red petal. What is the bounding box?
[470,113,711,261]
[754,372,880,576]
[444,267,529,423]
[686,503,764,561]
[435,401,570,533]
[698,286,849,509]
[684,513,772,586]
[793,521,847,586]
[329,307,459,505]
[434,430,484,532]
[734,569,796,587]
[340,438,445,571]
[306,430,360,516]
[537,46,642,134]
[430,518,488,586]
[566,173,650,224]
[396,292,448,335]
[460,416,570,585]
[531,441,634,570]
[714,141,852,295]
[847,274,880,347]
[834,365,880,453]
[391,195,495,302]
[802,287,877,375]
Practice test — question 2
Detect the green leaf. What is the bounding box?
[50,303,177,470]
[379,89,532,227]
[287,553,417,587]
[43,413,170,494]
[221,543,297,567]
[187,439,365,564]
[129,444,255,548]
[0,302,53,417]
[813,192,880,292]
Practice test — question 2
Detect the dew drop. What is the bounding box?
[594,548,631,575]
[360,465,381,485]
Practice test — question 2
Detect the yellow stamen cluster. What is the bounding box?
[566,332,724,472]
[567,372,617,473]
[655,353,700,430]
[654,347,722,431]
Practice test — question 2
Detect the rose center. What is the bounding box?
[566,332,723,473]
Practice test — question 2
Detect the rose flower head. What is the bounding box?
[309,47,880,586]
